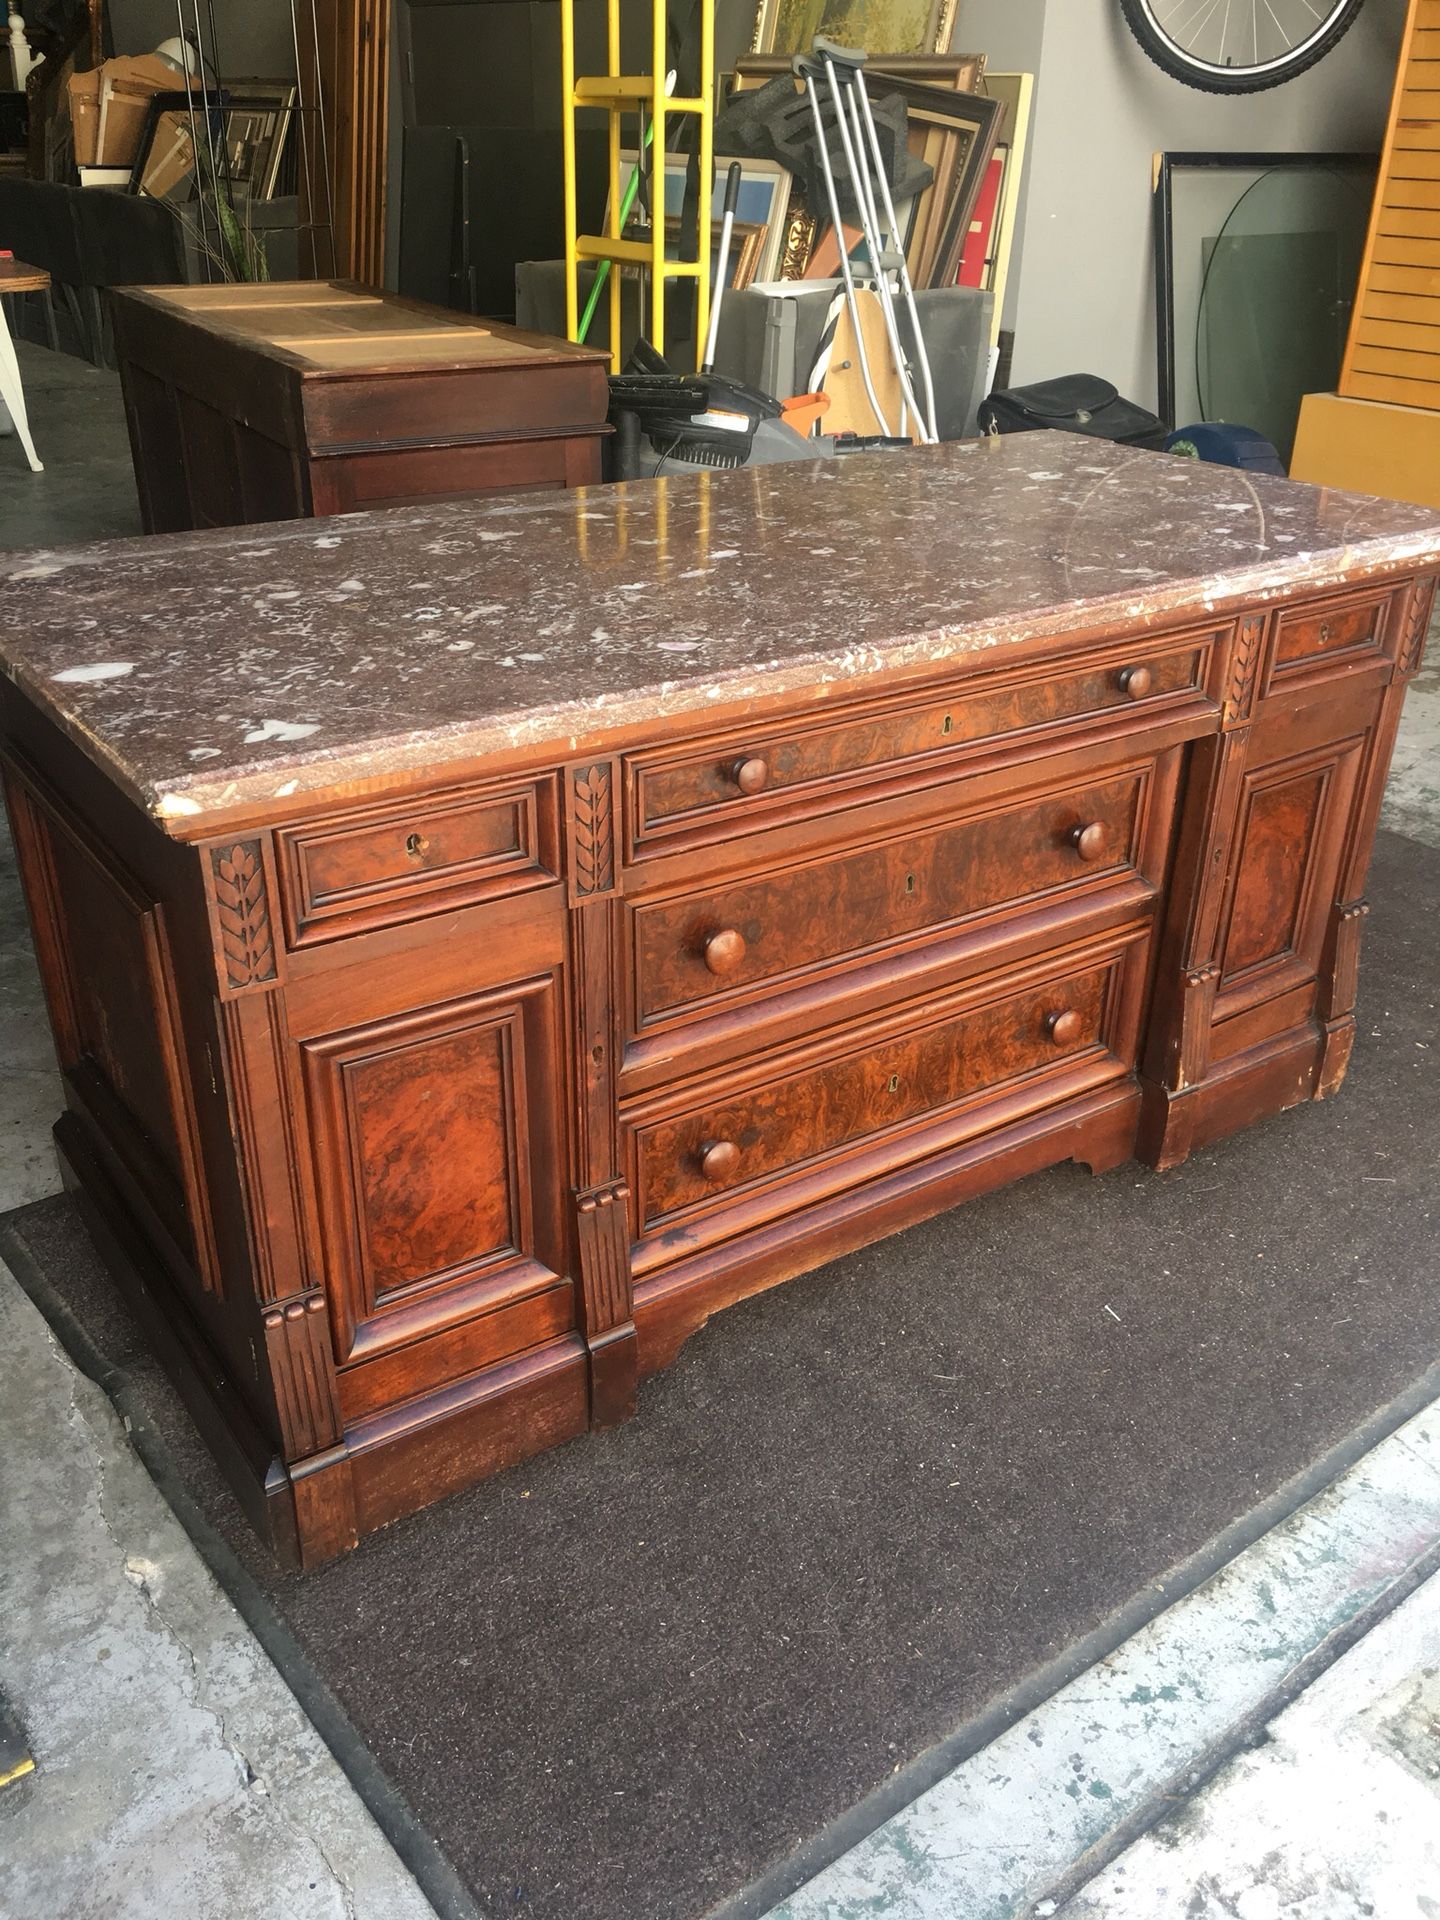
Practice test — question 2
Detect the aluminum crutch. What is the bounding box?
[831,43,939,443]
[812,40,919,439]
[792,50,894,439]
[814,39,938,444]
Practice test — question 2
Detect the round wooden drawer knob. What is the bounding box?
[700,1139,741,1183]
[703,928,747,975]
[732,756,771,795]
[1119,664,1153,699]
[1069,821,1108,861]
[1047,1009,1083,1047]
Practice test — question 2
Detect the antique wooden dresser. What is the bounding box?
[2,438,1436,1564]
[111,282,611,534]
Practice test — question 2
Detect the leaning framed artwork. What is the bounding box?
[749,0,960,55]
[614,152,793,283]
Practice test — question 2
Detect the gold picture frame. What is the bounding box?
[734,52,985,93]
[749,0,961,57]
[657,216,767,293]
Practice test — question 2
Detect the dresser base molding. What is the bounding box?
[633,1081,1142,1378]
[1137,1022,1329,1172]
[53,1109,592,1570]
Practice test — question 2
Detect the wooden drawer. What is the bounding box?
[1262,590,1390,697]
[628,758,1166,1040]
[626,923,1151,1248]
[277,777,558,945]
[626,627,1218,856]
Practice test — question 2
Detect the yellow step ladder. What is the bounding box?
[561,0,714,372]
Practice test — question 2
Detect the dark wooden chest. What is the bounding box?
[111,280,611,533]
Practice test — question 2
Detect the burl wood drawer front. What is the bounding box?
[628,925,1150,1245]
[629,762,1157,1037]
[278,779,558,945]
[627,629,1217,855]
[1262,590,1390,697]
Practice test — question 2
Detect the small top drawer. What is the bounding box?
[277,778,557,945]
[627,629,1217,857]
[1264,592,1389,695]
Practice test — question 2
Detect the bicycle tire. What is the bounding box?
[1118,0,1367,93]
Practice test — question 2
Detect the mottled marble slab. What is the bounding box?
[2,436,1439,831]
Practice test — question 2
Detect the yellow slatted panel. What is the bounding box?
[1378,205,1440,237]
[1347,368,1440,407]
[1370,262,1440,292]
[1364,288,1440,320]
[1355,315,1440,348]
[1351,342,1440,379]
[1373,236,1440,265]
[1386,148,1440,177]
[1382,177,1440,208]
[1341,0,1440,397]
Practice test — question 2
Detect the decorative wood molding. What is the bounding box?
[1224,615,1265,726]
[1173,964,1219,1091]
[289,1444,359,1567]
[574,1180,633,1336]
[567,762,617,900]
[569,895,622,1191]
[209,840,278,993]
[1398,577,1436,678]
[219,995,309,1305]
[1320,898,1369,1022]
[262,1290,343,1461]
[574,1178,637,1429]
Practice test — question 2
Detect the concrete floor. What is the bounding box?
[3,342,1440,1920]
[1061,1570,1440,1920]
[0,1265,438,1920]
[1,351,444,1920]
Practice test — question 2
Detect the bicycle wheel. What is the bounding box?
[1118,0,1367,92]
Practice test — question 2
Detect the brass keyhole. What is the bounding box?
[941,713,954,735]
[904,873,916,894]
[405,832,428,859]
[887,1073,900,1093]
[1319,622,1332,643]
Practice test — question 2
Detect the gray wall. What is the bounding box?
[952,0,1406,406]
[107,0,296,77]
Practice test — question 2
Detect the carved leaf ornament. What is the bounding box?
[213,843,276,987]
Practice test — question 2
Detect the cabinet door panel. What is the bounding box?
[4,766,218,1290]
[294,961,570,1384]
[1215,725,1366,1018]
[1221,767,1328,977]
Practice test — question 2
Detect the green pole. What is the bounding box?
[578,114,658,344]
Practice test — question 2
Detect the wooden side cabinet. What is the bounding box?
[111,282,612,533]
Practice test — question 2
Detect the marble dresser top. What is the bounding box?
[2,435,1439,832]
